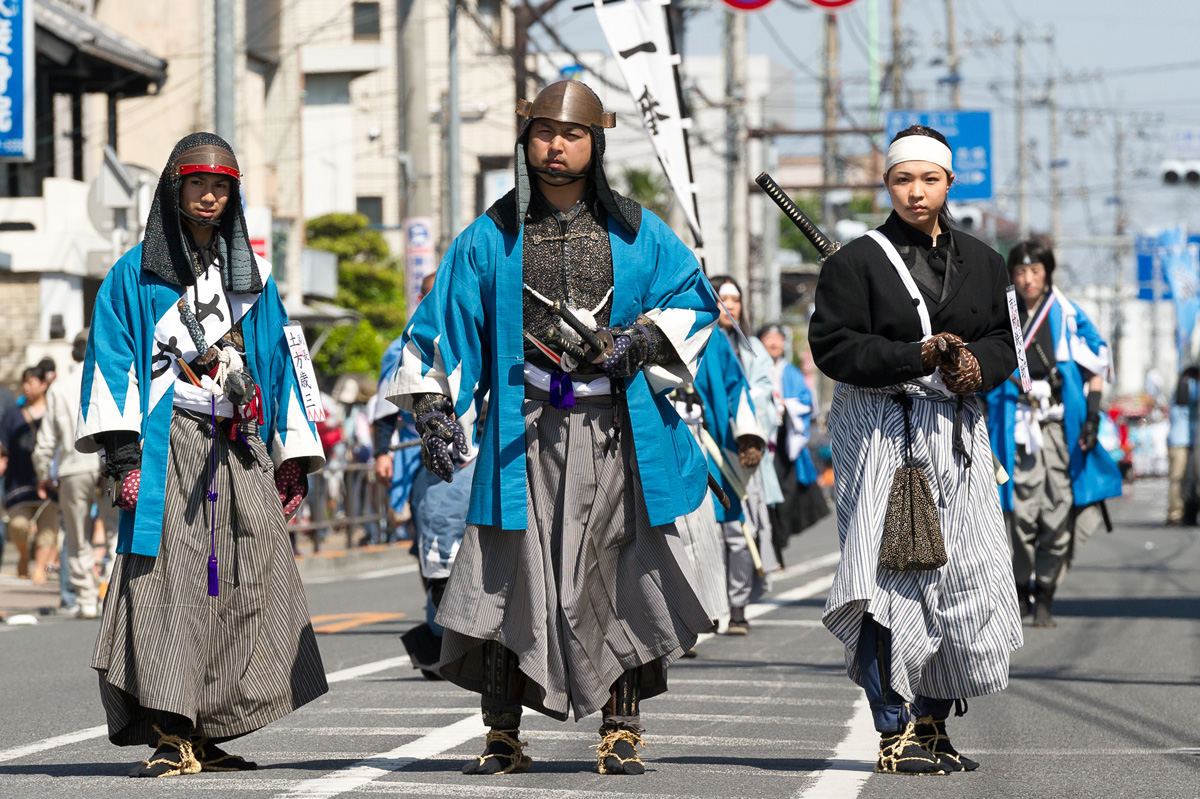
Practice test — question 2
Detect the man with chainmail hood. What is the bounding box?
[76,133,328,777]
[387,81,720,775]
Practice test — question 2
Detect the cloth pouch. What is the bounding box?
[880,393,948,572]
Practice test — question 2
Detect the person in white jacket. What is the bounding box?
[33,331,102,618]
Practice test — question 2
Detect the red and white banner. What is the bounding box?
[593,0,704,248]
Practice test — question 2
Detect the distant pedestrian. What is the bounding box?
[986,240,1123,627]
[758,323,829,563]
[810,124,1023,775]
[33,330,102,618]
[77,133,327,777]
[1165,367,1197,526]
[0,365,59,583]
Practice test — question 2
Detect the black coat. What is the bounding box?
[809,212,1017,392]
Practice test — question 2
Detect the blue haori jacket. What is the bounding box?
[75,244,326,557]
[692,331,764,524]
[778,361,819,487]
[385,208,720,531]
[985,287,1123,511]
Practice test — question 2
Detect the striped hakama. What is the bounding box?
[92,409,328,746]
[675,493,730,625]
[823,382,1022,701]
[436,389,711,721]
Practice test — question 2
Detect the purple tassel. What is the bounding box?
[548,369,576,410]
[207,554,219,597]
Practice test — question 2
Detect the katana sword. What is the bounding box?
[551,301,615,363]
[755,172,841,262]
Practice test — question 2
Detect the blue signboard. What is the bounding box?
[886,110,992,201]
[0,0,33,162]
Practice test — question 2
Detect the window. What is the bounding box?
[352,2,381,39]
[357,196,384,227]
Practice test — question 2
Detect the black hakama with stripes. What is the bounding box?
[91,409,328,746]
[823,382,1023,701]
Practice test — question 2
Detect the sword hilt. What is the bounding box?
[755,172,841,260]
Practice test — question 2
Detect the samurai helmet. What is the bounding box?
[513,80,636,234]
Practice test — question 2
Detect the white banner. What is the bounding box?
[593,0,703,247]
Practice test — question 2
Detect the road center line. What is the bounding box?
[279,714,484,799]
[0,725,109,764]
[793,695,877,799]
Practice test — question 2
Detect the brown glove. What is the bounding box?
[920,332,964,373]
[941,346,983,394]
[737,435,764,469]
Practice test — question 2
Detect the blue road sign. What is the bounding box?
[886,110,992,201]
[0,0,33,162]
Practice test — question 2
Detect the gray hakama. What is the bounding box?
[823,382,1023,702]
[92,409,328,746]
[436,389,711,721]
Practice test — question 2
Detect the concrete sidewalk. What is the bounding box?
[0,535,418,623]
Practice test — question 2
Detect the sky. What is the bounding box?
[537,0,1200,288]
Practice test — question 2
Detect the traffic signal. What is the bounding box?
[1161,160,1200,186]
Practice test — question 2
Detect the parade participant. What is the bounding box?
[0,366,59,583]
[33,330,103,618]
[76,133,328,778]
[386,80,719,776]
[1166,366,1198,526]
[689,281,779,635]
[758,323,828,563]
[810,125,1022,775]
[985,240,1123,627]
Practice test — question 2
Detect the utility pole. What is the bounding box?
[1048,74,1063,243]
[724,10,748,291]
[822,11,840,232]
[1112,117,1128,385]
[398,0,432,219]
[513,0,566,136]
[890,0,903,109]
[446,0,461,244]
[945,0,961,109]
[214,0,234,144]
[1015,31,1029,239]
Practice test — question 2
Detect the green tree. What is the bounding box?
[306,212,406,379]
[621,166,673,221]
[778,193,875,263]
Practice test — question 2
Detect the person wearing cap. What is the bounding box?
[76,133,328,777]
[984,240,1122,629]
[757,323,828,563]
[809,125,1022,775]
[32,330,103,618]
[386,80,719,775]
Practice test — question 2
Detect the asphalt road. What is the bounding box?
[0,478,1197,798]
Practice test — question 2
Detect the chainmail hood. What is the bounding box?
[141,132,260,293]
[514,81,638,236]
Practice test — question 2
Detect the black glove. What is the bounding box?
[596,323,652,378]
[413,395,466,483]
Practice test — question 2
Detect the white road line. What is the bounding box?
[693,572,836,647]
[740,619,825,627]
[305,564,421,585]
[670,678,859,691]
[793,695,877,799]
[278,713,484,799]
[326,655,412,684]
[0,725,108,764]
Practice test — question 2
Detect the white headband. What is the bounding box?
[718,283,741,299]
[884,136,953,177]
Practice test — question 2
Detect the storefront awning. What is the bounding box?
[35,0,167,95]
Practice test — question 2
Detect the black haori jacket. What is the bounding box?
[809,212,1017,391]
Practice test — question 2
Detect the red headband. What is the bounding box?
[179,163,240,179]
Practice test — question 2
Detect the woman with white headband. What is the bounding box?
[808,125,1023,775]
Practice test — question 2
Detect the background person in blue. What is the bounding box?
[985,240,1123,629]
[75,133,328,777]
[386,80,719,776]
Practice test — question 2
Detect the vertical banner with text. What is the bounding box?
[404,217,436,320]
[593,0,704,247]
[0,0,33,162]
